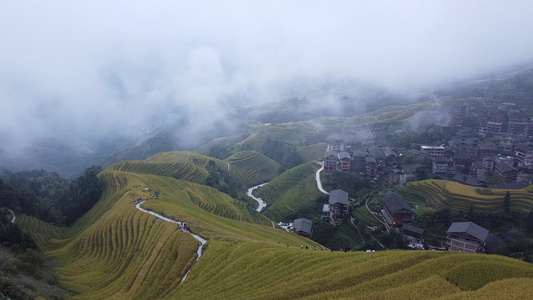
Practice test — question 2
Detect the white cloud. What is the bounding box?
[1,0,533,153]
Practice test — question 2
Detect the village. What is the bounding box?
[291,91,533,253]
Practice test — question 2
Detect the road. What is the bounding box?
[135,201,206,284]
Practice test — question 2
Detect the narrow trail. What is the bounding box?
[223,162,230,180]
[135,201,206,284]
[365,197,389,233]
[314,165,329,195]
[246,183,276,228]
[7,209,15,223]
[246,183,268,212]
[350,217,365,243]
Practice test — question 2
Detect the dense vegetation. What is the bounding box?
[0,166,104,226]
[261,135,303,172]
[0,208,63,299]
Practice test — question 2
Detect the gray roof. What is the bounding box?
[515,143,533,152]
[329,189,350,206]
[365,156,376,163]
[322,204,330,213]
[324,150,338,158]
[368,147,384,159]
[485,233,506,253]
[446,222,489,242]
[293,218,313,235]
[338,151,351,160]
[383,191,413,214]
[495,163,516,173]
[479,142,498,151]
[383,148,398,157]
[402,223,424,235]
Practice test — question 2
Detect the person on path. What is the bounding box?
[305,246,308,250]
[301,245,304,250]
[287,244,290,248]
[278,242,280,246]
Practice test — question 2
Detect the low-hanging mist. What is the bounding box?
[1,1,533,175]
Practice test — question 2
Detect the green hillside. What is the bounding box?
[170,244,533,299]
[397,179,533,213]
[256,162,323,221]
[16,154,533,299]
[226,150,280,187]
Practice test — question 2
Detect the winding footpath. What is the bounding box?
[7,209,15,223]
[365,197,389,233]
[246,183,268,212]
[135,201,206,284]
[246,183,275,228]
[315,166,329,195]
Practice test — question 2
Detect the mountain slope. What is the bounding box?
[17,154,533,299]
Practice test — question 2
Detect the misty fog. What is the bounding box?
[1,1,533,175]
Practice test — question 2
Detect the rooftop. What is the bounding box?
[329,189,350,206]
[446,222,489,242]
[383,191,413,214]
[293,218,313,235]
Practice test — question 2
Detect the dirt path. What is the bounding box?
[7,209,15,223]
[350,217,365,243]
[365,197,389,233]
[135,201,206,284]
[246,183,268,212]
[314,165,329,195]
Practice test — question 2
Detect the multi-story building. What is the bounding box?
[337,151,351,173]
[328,190,350,226]
[323,150,338,175]
[446,222,489,253]
[381,191,414,228]
[420,145,445,157]
[508,113,529,135]
[486,109,508,133]
[432,157,454,174]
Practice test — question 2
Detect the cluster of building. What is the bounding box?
[418,135,533,187]
[378,191,516,254]
[291,189,351,238]
[320,102,533,189]
[323,143,405,187]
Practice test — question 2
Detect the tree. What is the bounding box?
[504,191,511,214]
[526,210,533,234]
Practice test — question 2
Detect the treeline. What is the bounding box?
[0,208,64,299]
[262,136,303,173]
[0,165,104,226]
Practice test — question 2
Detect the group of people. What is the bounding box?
[279,242,334,252]
[179,222,192,233]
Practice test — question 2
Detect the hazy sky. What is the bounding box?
[1,1,533,154]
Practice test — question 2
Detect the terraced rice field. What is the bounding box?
[256,163,322,221]
[296,143,327,162]
[226,151,280,187]
[397,180,533,213]
[111,151,225,183]
[17,153,533,299]
[19,168,308,299]
[169,242,533,300]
